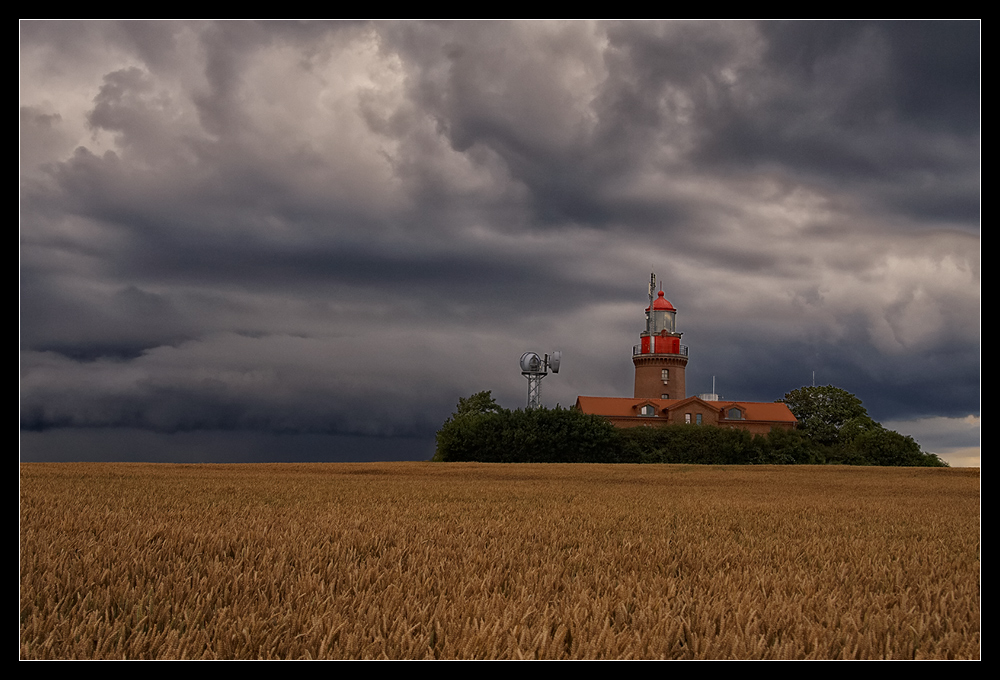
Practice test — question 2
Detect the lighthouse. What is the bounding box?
[576,274,796,432]
[633,278,688,400]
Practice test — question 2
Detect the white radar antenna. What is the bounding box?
[519,351,561,409]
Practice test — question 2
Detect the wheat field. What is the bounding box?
[20,462,979,659]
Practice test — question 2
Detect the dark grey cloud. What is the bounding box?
[694,21,980,229]
[20,21,979,463]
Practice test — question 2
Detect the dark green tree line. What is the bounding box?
[433,389,948,466]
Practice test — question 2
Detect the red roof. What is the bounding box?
[575,396,797,424]
[714,401,798,423]
[646,290,676,312]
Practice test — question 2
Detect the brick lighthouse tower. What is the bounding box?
[633,274,688,400]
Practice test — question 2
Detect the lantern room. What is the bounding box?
[637,291,683,355]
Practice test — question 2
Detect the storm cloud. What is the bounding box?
[20,21,979,464]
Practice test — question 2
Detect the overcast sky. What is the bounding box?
[20,21,980,465]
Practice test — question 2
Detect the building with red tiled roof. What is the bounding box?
[575,396,797,434]
[576,276,797,434]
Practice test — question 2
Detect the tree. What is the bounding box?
[453,391,502,417]
[755,427,821,465]
[837,415,881,444]
[433,391,504,461]
[778,385,948,467]
[779,385,869,447]
[848,427,948,467]
[433,394,622,463]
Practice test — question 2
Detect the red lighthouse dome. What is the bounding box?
[648,290,676,312]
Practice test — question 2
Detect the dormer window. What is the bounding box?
[640,405,656,417]
[727,408,743,420]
